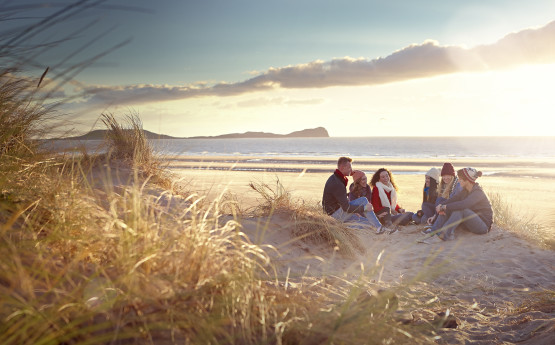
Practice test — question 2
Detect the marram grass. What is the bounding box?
[1,110,435,344]
[488,191,554,250]
[0,160,433,344]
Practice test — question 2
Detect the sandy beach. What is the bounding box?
[163,155,555,343]
[161,155,555,342]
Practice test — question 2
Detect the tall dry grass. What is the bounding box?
[0,71,50,161]
[248,179,366,257]
[1,114,438,344]
[0,160,436,343]
[101,113,154,168]
[488,192,554,250]
[99,112,172,189]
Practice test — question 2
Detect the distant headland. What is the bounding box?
[60,127,329,140]
[189,127,329,139]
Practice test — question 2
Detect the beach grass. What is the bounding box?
[1,104,435,343]
[101,113,156,171]
[488,191,554,250]
[248,179,366,257]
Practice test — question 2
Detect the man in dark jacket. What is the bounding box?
[322,157,384,231]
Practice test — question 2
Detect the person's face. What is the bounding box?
[339,162,352,177]
[459,177,470,190]
[425,175,431,187]
[379,170,390,184]
[442,175,454,184]
[359,176,368,186]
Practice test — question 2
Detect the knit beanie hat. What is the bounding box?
[441,162,455,176]
[425,167,440,183]
[459,167,482,183]
[351,170,366,182]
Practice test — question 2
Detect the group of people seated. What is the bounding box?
[322,156,493,242]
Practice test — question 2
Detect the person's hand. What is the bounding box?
[436,204,447,215]
[398,208,405,213]
[436,204,443,213]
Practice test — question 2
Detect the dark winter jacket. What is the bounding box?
[322,172,365,215]
[444,183,493,229]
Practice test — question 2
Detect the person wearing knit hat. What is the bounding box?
[420,166,493,244]
[438,163,461,200]
[425,162,464,230]
[348,170,392,234]
[351,170,366,184]
[441,162,455,177]
[322,158,384,232]
[460,167,482,183]
[426,167,441,184]
[413,167,440,225]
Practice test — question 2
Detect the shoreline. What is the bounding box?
[164,155,555,164]
[164,155,555,178]
[168,155,555,226]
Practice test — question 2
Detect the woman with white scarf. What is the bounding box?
[370,168,414,233]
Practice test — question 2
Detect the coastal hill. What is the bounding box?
[61,129,176,140]
[62,127,329,140]
[189,127,329,139]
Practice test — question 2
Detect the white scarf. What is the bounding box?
[375,181,397,214]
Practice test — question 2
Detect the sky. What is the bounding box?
[3,0,555,137]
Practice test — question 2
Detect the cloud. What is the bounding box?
[285,98,325,106]
[73,20,555,108]
[236,97,325,108]
[236,97,285,108]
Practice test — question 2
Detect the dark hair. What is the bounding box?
[370,168,398,190]
[337,156,352,167]
[423,178,438,203]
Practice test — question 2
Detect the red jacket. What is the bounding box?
[371,186,401,213]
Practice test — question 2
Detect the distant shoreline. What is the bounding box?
[164,155,555,179]
[164,156,555,167]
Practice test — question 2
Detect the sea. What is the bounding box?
[48,136,555,160]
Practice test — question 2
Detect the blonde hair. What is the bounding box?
[438,175,457,199]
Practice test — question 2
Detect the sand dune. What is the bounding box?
[229,214,554,344]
